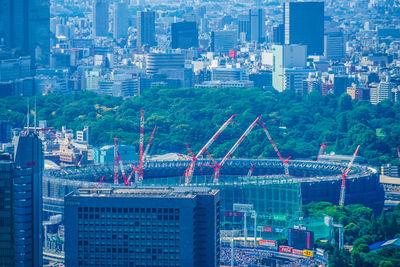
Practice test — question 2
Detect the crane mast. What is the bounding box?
[317,141,328,162]
[397,146,400,164]
[185,114,236,184]
[259,121,290,176]
[339,145,360,207]
[137,110,144,184]
[114,138,119,184]
[212,116,262,182]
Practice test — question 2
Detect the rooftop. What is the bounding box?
[70,186,218,199]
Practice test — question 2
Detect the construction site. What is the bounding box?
[42,111,384,255]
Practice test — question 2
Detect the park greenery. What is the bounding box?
[305,202,400,267]
[0,87,400,166]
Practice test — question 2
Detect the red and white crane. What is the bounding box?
[317,141,328,162]
[137,110,144,184]
[397,146,400,164]
[258,121,291,176]
[339,145,360,207]
[113,138,129,186]
[204,116,262,182]
[66,137,84,167]
[185,114,236,184]
[246,161,257,179]
[144,126,157,158]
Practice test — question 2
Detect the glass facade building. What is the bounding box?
[65,187,220,267]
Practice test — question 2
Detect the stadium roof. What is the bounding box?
[369,238,400,251]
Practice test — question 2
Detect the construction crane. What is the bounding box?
[185,114,236,184]
[143,126,157,158]
[317,141,328,162]
[113,138,129,186]
[258,121,291,176]
[246,161,257,179]
[397,146,400,164]
[339,145,360,207]
[137,110,144,184]
[204,116,262,182]
[66,137,83,168]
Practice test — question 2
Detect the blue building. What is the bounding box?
[92,144,138,165]
[65,186,220,267]
[0,134,43,266]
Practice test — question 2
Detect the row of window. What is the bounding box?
[78,207,180,214]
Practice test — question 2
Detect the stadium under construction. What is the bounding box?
[44,157,383,238]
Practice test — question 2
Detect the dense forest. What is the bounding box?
[304,202,400,267]
[1,87,400,166]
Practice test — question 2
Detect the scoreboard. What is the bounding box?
[288,228,314,251]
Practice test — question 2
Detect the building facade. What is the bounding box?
[171,21,198,49]
[284,1,324,55]
[137,10,156,49]
[65,187,220,267]
[93,0,109,37]
[113,2,129,39]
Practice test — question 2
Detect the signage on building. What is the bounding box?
[224,211,243,217]
[279,246,293,253]
[303,250,314,257]
[259,240,276,247]
[233,203,254,212]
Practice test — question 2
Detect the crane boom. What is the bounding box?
[144,126,157,158]
[114,138,119,184]
[185,114,236,184]
[397,146,400,164]
[259,121,290,175]
[214,115,262,181]
[339,145,360,206]
[137,110,144,184]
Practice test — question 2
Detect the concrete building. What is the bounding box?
[324,31,346,61]
[146,53,185,75]
[113,2,129,39]
[283,68,313,94]
[370,81,395,104]
[284,1,324,55]
[211,67,247,81]
[0,134,44,266]
[272,24,284,45]
[93,0,109,37]
[272,44,307,92]
[65,187,220,266]
[137,9,156,49]
[171,21,198,49]
[211,30,237,55]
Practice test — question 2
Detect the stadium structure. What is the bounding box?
[43,158,384,239]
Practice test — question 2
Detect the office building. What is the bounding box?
[0,0,50,65]
[284,1,324,55]
[0,120,11,143]
[272,24,284,45]
[333,75,349,96]
[137,10,156,49]
[324,31,346,61]
[113,2,129,39]
[0,134,44,266]
[93,0,109,37]
[283,68,313,94]
[370,81,395,104]
[238,14,250,42]
[171,21,198,49]
[65,187,220,267]
[146,53,185,75]
[211,30,238,55]
[211,67,247,81]
[249,8,265,43]
[272,44,307,92]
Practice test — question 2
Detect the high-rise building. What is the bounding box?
[137,9,156,49]
[171,21,198,49]
[93,0,109,37]
[272,24,284,45]
[272,44,307,92]
[249,8,265,43]
[113,2,129,39]
[324,31,346,61]
[0,134,44,266]
[237,14,250,42]
[65,187,220,266]
[370,81,395,104]
[284,1,324,55]
[0,0,50,65]
[211,30,238,54]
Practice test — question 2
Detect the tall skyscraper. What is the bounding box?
[324,31,346,61]
[237,14,250,41]
[211,30,238,54]
[93,0,109,37]
[65,187,220,266]
[0,0,50,66]
[272,44,307,92]
[0,134,44,266]
[171,21,198,49]
[249,8,265,43]
[137,9,156,49]
[113,1,129,39]
[272,24,284,45]
[284,1,324,55]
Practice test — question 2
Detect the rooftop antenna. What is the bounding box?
[34,97,37,134]
[26,98,29,135]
